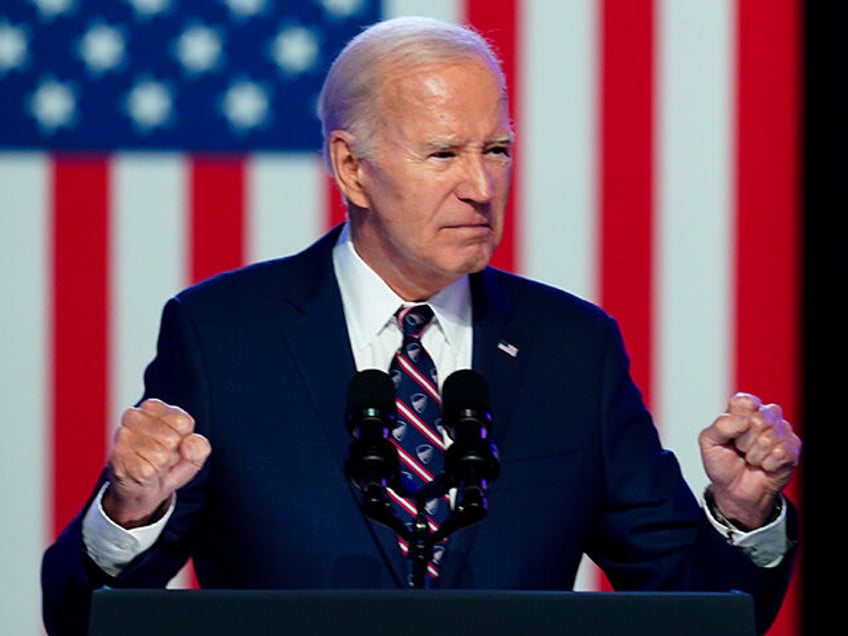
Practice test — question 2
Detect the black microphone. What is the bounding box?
[344,369,400,491]
[343,369,410,539]
[344,369,396,439]
[442,369,500,522]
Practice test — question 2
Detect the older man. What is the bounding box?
[42,16,800,636]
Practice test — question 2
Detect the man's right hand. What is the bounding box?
[103,398,211,529]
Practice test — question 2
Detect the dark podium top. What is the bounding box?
[88,589,756,636]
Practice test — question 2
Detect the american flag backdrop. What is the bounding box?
[0,1,802,635]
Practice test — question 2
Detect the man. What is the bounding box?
[41,16,801,636]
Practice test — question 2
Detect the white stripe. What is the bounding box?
[0,153,50,636]
[384,0,462,23]
[655,0,733,497]
[388,488,419,517]
[396,540,441,577]
[397,354,440,402]
[396,445,436,482]
[397,401,445,449]
[112,154,192,590]
[388,490,440,533]
[247,154,325,263]
[520,0,599,302]
[519,0,603,592]
[111,155,188,432]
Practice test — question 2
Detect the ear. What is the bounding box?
[329,130,369,209]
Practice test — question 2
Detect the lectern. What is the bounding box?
[88,589,757,636]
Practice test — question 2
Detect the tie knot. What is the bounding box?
[396,304,434,339]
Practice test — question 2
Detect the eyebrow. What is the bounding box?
[423,134,514,152]
[488,134,515,146]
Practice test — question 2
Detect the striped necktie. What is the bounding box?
[388,304,449,584]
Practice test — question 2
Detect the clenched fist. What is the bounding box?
[103,398,211,528]
[699,392,801,530]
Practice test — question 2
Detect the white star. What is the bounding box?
[125,78,173,132]
[29,78,76,132]
[78,23,125,74]
[320,0,366,19]
[31,0,75,19]
[221,79,269,131]
[270,25,319,75]
[224,0,268,19]
[0,23,28,73]
[126,0,171,18]
[174,23,222,75]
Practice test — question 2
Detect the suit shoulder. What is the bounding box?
[173,227,339,309]
[175,257,293,307]
[483,267,614,326]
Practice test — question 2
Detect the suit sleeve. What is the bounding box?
[583,316,798,635]
[41,296,211,636]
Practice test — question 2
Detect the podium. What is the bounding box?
[88,589,757,636]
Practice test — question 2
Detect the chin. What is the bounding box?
[454,251,495,275]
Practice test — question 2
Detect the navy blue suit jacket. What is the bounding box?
[42,225,797,635]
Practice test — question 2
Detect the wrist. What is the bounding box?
[103,486,172,529]
[704,485,783,532]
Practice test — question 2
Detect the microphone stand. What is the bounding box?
[343,369,499,589]
[384,476,489,589]
[352,465,498,589]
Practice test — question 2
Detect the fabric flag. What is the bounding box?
[0,1,801,635]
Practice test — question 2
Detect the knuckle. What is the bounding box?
[731,392,761,410]
[145,446,172,468]
[163,410,194,436]
[132,460,159,485]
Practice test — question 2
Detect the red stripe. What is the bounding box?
[387,488,440,533]
[597,0,655,593]
[598,0,655,409]
[396,539,441,578]
[395,445,437,484]
[397,402,445,449]
[396,355,441,402]
[189,157,246,283]
[465,0,519,274]
[734,1,801,634]
[185,156,248,589]
[50,156,110,537]
[389,490,419,518]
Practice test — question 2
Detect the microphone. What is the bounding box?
[345,369,396,438]
[343,369,410,539]
[344,369,400,492]
[442,369,500,523]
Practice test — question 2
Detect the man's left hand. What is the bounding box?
[699,392,801,530]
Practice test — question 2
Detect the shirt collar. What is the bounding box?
[333,223,471,349]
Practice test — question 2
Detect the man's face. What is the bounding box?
[349,58,513,300]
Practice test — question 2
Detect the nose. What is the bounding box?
[455,153,494,203]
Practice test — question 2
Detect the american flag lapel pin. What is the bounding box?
[497,339,519,358]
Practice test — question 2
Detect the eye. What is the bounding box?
[430,150,456,159]
[486,145,511,157]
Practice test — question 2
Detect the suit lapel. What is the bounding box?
[436,268,526,588]
[280,226,408,585]
[281,227,355,471]
[280,237,527,588]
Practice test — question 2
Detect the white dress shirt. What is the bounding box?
[333,222,473,384]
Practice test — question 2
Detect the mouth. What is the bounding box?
[444,221,491,230]
[443,224,495,247]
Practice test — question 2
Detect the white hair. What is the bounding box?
[316,16,507,170]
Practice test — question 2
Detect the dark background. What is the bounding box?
[802,0,840,630]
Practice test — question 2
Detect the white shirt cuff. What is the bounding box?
[82,482,175,577]
[704,494,790,567]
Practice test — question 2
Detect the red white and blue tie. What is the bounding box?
[388,304,449,583]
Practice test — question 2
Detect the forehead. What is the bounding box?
[377,59,510,139]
